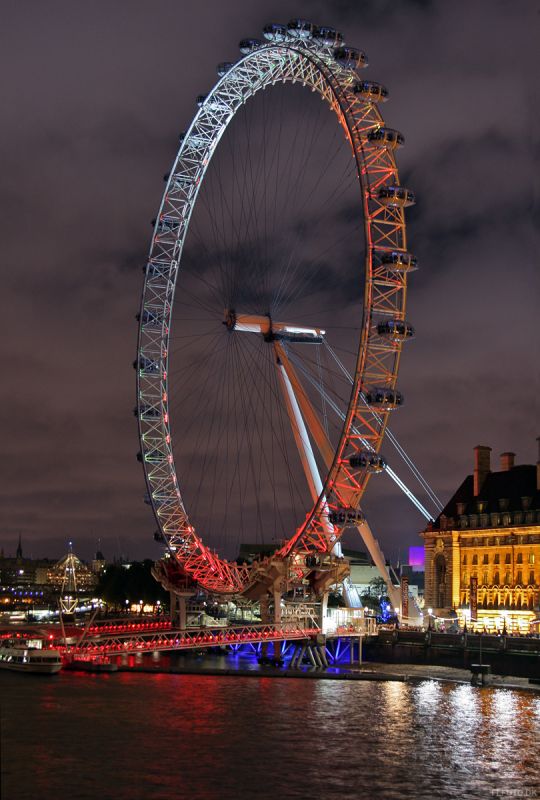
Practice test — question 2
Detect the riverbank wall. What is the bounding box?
[363,630,540,679]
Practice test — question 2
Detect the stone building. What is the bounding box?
[422,442,540,633]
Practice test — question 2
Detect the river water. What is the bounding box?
[1,668,539,800]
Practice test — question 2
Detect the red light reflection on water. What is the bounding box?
[3,673,540,800]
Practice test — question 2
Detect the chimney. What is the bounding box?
[474,445,491,496]
[500,452,515,472]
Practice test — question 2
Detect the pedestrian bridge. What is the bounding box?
[62,613,378,661]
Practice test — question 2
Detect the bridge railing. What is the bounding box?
[64,620,322,659]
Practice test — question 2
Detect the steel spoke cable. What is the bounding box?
[288,351,435,521]
[271,114,359,314]
[322,339,444,511]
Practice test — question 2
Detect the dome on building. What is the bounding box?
[47,543,96,592]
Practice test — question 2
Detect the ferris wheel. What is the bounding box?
[136,20,424,604]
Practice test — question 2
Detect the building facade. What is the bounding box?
[422,443,540,633]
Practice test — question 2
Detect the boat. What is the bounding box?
[0,643,62,674]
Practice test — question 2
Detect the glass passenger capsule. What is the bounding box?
[333,47,368,69]
[144,449,168,464]
[136,356,160,374]
[239,38,262,54]
[169,174,192,190]
[185,134,207,149]
[217,62,235,77]
[287,19,316,39]
[141,308,163,327]
[348,451,387,473]
[377,185,416,207]
[312,26,343,47]
[365,387,404,410]
[367,127,404,149]
[196,94,207,107]
[139,404,161,419]
[329,507,365,526]
[145,261,170,279]
[376,250,418,273]
[354,81,388,102]
[376,319,415,341]
[156,216,180,233]
[263,23,289,42]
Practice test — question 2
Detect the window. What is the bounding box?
[494,572,500,585]
[529,553,535,565]
[505,553,511,564]
[494,553,500,564]
[517,552,523,564]
[472,555,478,565]
[516,571,523,584]
[483,554,489,564]
[462,554,468,565]
[504,571,511,585]
[529,572,535,585]
[482,571,488,585]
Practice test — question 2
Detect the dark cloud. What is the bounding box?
[0,0,537,564]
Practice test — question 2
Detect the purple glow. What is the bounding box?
[408,546,425,570]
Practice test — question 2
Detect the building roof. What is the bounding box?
[430,464,539,532]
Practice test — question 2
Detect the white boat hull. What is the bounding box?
[0,646,62,674]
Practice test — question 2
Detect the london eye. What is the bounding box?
[136,20,431,606]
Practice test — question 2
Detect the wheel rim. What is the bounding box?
[137,34,413,594]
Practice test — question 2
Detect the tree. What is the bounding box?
[96,560,168,611]
[367,576,387,598]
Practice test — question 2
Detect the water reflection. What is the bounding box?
[1,673,539,800]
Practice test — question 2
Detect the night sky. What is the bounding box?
[1,1,537,563]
